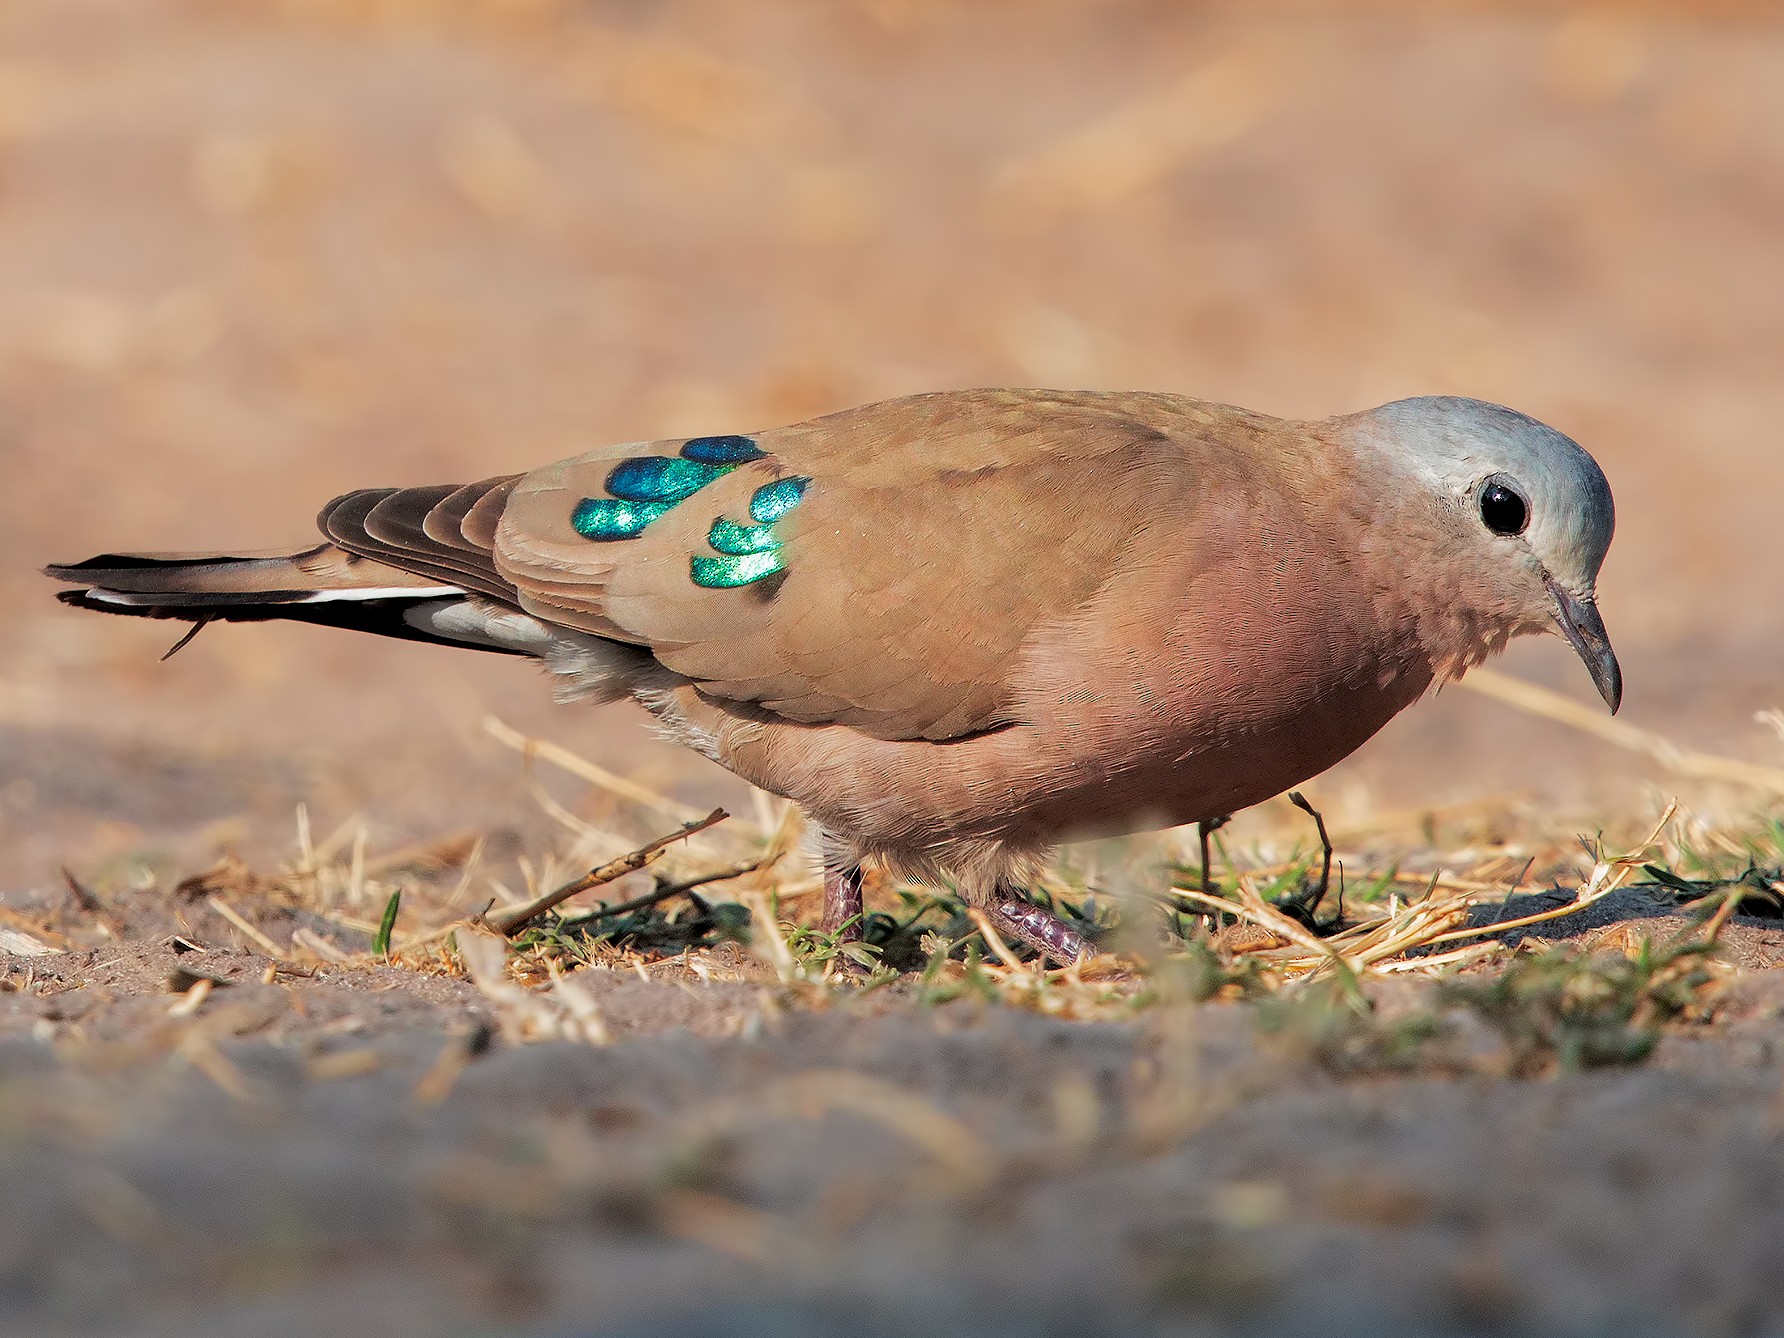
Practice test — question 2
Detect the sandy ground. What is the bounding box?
[6,893,1784,1338]
[3,2,1784,1334]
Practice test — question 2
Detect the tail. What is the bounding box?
[49,477,666,701]
[49,475,539,653]
[44,544,521,654]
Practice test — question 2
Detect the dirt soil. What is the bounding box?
[7,897,1784,1338]
[4,2,1784,1335]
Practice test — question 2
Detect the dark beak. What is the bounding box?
[1546,579,1622,714]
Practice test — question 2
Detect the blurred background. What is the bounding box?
[2,0,1781,889]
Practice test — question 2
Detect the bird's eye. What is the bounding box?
[1478,477,1529,536]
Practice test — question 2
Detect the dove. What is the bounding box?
[47,389,1619,964]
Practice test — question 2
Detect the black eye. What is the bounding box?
[1478,478,1529,536]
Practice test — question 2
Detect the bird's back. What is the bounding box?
[494,388,1313,744]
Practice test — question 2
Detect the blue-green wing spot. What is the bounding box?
[681,435,766,465]
[572,497,674,541]
[605,456,728,504]
[575,438,790,548]
[706,516,780,556]
[749,475,810,523]
[692,551,786,588]
[690,476,814,589]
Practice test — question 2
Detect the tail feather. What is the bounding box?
[43,545,512,653]
[47,547,334,592]
[48,544,460,599]
[47,476,536,662]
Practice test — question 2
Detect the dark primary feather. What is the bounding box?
[321,483,519,601]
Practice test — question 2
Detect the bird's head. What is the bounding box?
[1341,395,1620,713]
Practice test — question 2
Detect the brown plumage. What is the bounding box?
[47,389,1621,962]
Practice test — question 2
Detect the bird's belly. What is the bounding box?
[1006,667,1432,843]
[709,656,1432,861]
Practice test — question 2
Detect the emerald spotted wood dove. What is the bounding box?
[47,389,1620,963]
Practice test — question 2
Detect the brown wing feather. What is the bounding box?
[460,477,518,553]
[360,485,458,560]
[320,483,520,602]
[423,476,520,555]
[363,487,517,601]
[496,390,1229,741]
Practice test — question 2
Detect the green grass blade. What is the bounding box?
[373,889,402,957]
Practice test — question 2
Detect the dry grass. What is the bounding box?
[13,672,1782,1091]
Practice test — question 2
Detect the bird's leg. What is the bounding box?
[1283,791,1342,929]
[820,832,864,945]
[986,890,1092,967]
[1198,814,1232,895]
[1186,814,1233,936]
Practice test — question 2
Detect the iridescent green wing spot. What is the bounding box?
[749,476,809,522]
[691,477,811,589]
[706,516,780,556]
[571,496,674,539]
[572,436,766,541]
[690,549,787,588]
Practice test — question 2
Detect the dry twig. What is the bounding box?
[483,808,730,936]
